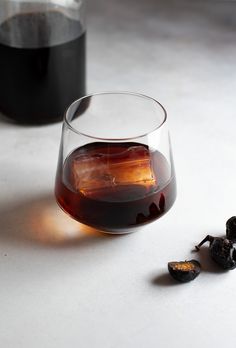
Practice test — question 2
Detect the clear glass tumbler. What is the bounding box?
[55,92,176,233]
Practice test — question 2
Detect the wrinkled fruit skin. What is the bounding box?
[226,216,236,242]
[210,237,236,270]
[168,260,201,283]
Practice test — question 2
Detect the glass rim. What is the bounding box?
[64,91,167,141]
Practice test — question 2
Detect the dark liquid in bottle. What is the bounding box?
[0,11,86,124]
[55,142,176,232]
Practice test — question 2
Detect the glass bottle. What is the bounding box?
[0,0,86,124]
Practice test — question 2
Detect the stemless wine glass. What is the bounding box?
[55,92,176,233]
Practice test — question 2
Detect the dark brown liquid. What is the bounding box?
[0,12,86,124]
[55,142,176,232]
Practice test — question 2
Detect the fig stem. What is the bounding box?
[195,235,214,251]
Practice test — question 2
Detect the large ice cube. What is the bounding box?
[71,145,157,196]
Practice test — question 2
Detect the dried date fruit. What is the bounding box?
[168,260,201,282]
[195,235,236,270]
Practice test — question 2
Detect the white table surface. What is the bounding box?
[1,0,236,347]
